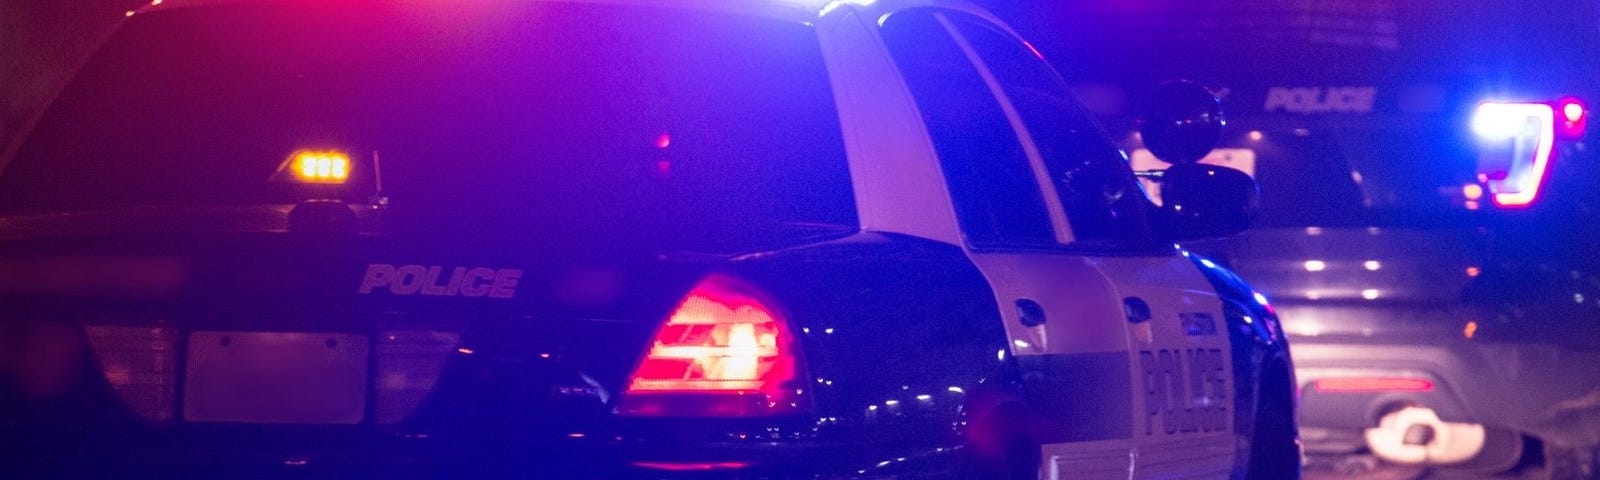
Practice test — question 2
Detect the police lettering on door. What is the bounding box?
[1141,348,1228,435]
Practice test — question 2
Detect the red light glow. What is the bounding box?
[617,275,800,417]
[1021,40,1045,60]
[1558,97,1588,140]
[1314,377,1434,393]
[632,462,751,471]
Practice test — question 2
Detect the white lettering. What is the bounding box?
[1263,87,1377,114]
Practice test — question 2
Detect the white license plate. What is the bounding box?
[182,331,368,424]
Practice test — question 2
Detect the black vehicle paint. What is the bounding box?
[0,206,1020,477]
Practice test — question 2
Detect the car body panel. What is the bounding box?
[1095,255,1237,478]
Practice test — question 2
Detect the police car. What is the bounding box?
[0,0,1296,478]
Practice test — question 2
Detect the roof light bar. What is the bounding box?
[287,149,351,184]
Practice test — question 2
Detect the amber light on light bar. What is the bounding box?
[1313,377,1434,393]
[289,149,351,184]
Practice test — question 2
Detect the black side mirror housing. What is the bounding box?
[1157,163,1259,241]
[1136,81,1257,240]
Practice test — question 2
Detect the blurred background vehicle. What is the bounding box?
[986,0,1600,477]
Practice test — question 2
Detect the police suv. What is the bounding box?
[992,1,1600,476]
[0,0,1295,478]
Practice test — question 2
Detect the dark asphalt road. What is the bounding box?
[1303,453,1565,480]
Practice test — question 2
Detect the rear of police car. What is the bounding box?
[996,0,1600,473]
[0,0,869,476]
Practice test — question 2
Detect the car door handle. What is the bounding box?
[1124,297,1153,324]
[1016,299,1047,327]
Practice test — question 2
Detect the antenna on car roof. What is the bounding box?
[370,150,389,208]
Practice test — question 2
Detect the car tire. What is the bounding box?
[1247,358,1301,479]
[1422,426,1527,476]
[1527,441,1600,480]
[1432,436,1599,480]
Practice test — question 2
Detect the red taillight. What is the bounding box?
[617,275,802,417]
[1558,97,1587,139]
[1313,377,1434,393]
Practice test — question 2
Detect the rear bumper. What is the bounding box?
[1290,339,1600,449]
[4,388,952,480]
[5,421,946,479]
[0,340,943,480]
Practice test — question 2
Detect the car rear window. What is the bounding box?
[0,2,855,249]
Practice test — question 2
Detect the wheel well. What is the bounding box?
[1258,354,1297,419]
[961,385,1036,456]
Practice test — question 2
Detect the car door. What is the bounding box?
[879,10,1141,479]
[931,14,1240,478]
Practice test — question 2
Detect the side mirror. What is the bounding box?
[1139,81,1225,165]
[1137,80,1254,240]
[1158,163,1259,240]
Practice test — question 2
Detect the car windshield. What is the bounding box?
[0,2,855,249]
[1238,126,1480,229]
[992,0,1600,228]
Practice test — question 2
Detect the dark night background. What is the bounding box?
[2,0,145,161]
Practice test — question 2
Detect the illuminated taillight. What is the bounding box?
[617,275,802,417]
[1473,102,1556,208]
[1313,377,1434,393]
[285,149,350,184]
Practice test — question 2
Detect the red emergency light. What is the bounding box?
[1557,97,1588,140]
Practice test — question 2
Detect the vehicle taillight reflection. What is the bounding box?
[632,462,751,471]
